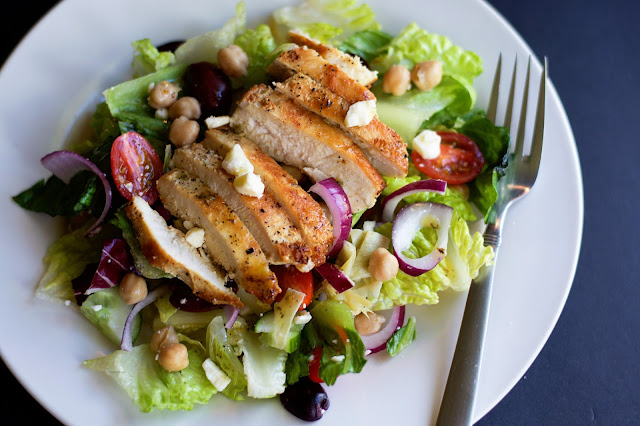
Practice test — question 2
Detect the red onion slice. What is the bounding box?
[381,179,447,223]
[392,202,453,276]
[121,285,169,351]
[315,263,354,293]
[224,305,240,329]
[309,178,352,258]
[361,305,405,354]
[41,150,113,236]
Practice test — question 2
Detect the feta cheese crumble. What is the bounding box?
[293,310,312,325]
[345,100,377,127]
[412,129,441,159]
[222,144,254,176]
[205,115,230,129]
[202,358,231,391]
[234,172,264,198]
[330,355,345,362]
[185,227,205,248]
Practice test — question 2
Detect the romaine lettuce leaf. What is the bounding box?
[271,0,381,44]
[206,315,247,401]
[236,327,288,399]
[83,340,215,412]
[80,286,141,346]
[174,2,246,65]
[386,315,416,356]
[339,29,393,63]
[35,224,103,304]
[233,25,278,87]
[373,212,494,309]
[131,38,176,77]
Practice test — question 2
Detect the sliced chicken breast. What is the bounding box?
[275,73,408,177]
[157,169,280,304]
[288,30,378,87]
[230,84,385,213]
[267,46,376,104]
[125,196,242,308]
[172,144,321,270]
[202,127,334,257]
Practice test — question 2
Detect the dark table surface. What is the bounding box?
[2,0,638,424]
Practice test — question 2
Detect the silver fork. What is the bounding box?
[435,54,548,426]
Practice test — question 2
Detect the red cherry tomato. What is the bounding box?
[110,131,163,204]
[412,131,485,185]
[308,346,324,384]
[272,265,314,311]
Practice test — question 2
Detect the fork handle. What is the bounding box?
[435,248,499,426]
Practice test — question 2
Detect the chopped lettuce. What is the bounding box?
[271,0,380,44]
[233,25,279,88]
[35,224,103,304]
[80,286,141,346]
[370,22,483,143]
[174,2,246,65]
[131,39,176,77]
[382,173,478,222]
[339,29,393,63]
[419,109,510,220]
[386,316,416,356]
[206,316,247,400]
[373,212,494,309]
[236,327,288,399]
[83,340,215,412]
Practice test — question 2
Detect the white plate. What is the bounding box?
[0,0,583,424]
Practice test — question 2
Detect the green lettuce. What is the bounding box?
[382,173,478,222]
[206,316,247,401]
[373,212,494,309]
[236,327,288,399]
[83,340,215,412]
[339,29,393,63]
[233,25,279,87]
[386,316,416,356]
[35,224,103,303]
[174,2,246,65]
[271,0,380,44]
[131,39,176,77]
[370,22,483,143]
[419,109,510,220]
[80,286,141,346]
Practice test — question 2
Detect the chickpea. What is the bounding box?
[169,116,200,147]
[148,80,180,109]
[382,64,411,96]
[217,44,249,78]
[368,247,399,282]
[119,273,148,305]
[411,60,443,91]
[157,342,189,372]
[354,312,386,336]
[150,326,180,353]
[168,96,201,120]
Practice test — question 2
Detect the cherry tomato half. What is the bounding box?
[110,131,163,204]
[272,265,314,311]
[308,346,324,384]
[412,131,485,185]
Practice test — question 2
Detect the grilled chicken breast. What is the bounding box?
[288,31,378,87]
[125,196,242,308]
[172,143,321,270]
[202,128,333,256]
[230,84,385,213]
[157,169,280,304]
[275,73,408,177]
[267,46,376,104]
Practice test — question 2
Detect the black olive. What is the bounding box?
[182,62,233,119]
[156,40,184,53]
[280,377,330,422]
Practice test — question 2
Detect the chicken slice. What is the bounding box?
[202,127,334,258]
[275,73,408,177]
[288,30,378,87]
[125,196,242,308]
[267,46,376,104]
[157,169,280,304]
[230,84,385,213]
[172,143,321,270]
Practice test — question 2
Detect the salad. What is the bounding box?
[12,0,509,421]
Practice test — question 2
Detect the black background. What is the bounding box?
[2,0,638,424]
